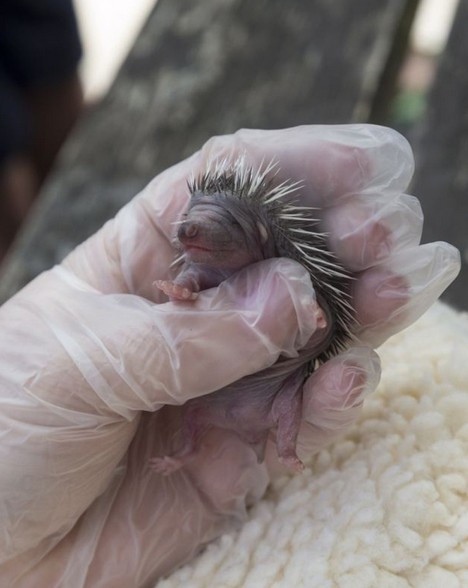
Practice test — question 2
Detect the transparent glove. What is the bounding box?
[0,125,459,587]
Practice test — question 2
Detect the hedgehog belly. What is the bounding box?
[149,317,333,475]
[149,361,307,474]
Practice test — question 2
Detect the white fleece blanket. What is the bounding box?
[157,302,468,587]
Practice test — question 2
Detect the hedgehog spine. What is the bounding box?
[188,155,355,359]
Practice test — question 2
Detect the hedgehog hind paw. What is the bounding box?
[278,453,305,473]
[148,456,184,476]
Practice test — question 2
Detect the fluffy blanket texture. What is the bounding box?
[156,302,468,588]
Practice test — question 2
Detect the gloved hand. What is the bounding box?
[0,125,459,587]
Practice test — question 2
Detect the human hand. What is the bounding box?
[0,125,459,586]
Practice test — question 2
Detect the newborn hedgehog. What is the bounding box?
[150,157,354,474]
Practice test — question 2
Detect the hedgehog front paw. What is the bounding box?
[154,280,198,301]
[148,456,184,475]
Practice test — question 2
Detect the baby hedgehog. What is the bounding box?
[151,157,354,474]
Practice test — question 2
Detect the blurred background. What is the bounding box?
[74,0,455,104]
[74,0,157,103]
[0,0,466,308]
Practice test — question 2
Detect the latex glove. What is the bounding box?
[0,125,459,587]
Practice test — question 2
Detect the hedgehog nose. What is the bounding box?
[178,221,199,240]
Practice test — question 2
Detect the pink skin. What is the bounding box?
[152,200,331,474]
[149,373,305,474]
[149,326,330,475]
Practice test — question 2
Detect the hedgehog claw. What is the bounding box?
[278,454,305,473]
[148,456,184,475]
[154,280,198,301]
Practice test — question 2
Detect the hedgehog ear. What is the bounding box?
[256,222,269,244]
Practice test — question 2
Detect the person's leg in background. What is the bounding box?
[0,0,83,263]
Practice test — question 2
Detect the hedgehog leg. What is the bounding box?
[149,404,206,475]
[271,376,305,473]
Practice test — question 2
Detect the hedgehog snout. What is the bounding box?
[178,220,199,241]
